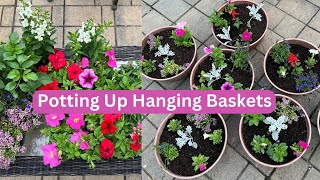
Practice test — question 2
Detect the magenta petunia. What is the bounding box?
[199,164,206,172]
[242,31,252,42]
[41,142,61,168]
[175,21,187,29]
[175,21,187,37]
[79,69,98,89]
[105,48,117,68]
[221,82,235,90]
[175,29,186,37]
[45,114,65,127]
[80,142,90,150]
[66,114,85,130]
[81,57,89,68]
[203,45,215,54]
[299,140,309,150]
[141,55,145,62]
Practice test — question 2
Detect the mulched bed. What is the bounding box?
[142,29,195,79]
[158,114,225,176]
[213,4,267,46]
[194,53,253,89]
[266,44,320,93]
[242,97,308,165]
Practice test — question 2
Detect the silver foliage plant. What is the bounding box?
[216,26,232,45]
[203,63,227,86]
[186,114,217,133]
[175,125,198,149]
[263,115,288,141]
[155,43,175,57]
[247,3,264,28]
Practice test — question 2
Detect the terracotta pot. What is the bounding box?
[239,94,312,168]
[142,26,197,82]
[154,114,228,179]
[211,0,268,49]
[263,38,320,95]
[190,49,255,90]
[317,110,320,136]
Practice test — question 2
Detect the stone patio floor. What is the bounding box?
[142,0,320,179]
[0,0,141,179]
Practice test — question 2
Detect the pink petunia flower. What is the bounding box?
[41,142,61,168]
[204,45,215,54]
[242,31,252,42]
[175,21,187,36]
[141,56,145,62]
[81,57,89,68]
[45,114,65,127]
[221,82,235,90]
[70,131,88,143]
[299,140,309,150]
[79,69,98,89]
[137,123,142,129]
[199,164,206,172]
[66,114,85,130]
[80,142,90,150]
[105,49,117,68]
[175,29,186,37]
[176,21,187,29]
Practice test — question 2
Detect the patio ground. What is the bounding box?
[0,0,141,179]
[142,0,320,179]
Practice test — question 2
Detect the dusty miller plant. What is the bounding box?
[158,57,185,78]
[155,44,175,57]
[200,63,227,86]
[216,26,232,45]
[176,125,198,149]
[263,115,288,141]
[246,3,264,28]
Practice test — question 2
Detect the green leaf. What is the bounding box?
[0,104,4,113]
[6,61,20,69]
[37,73,52,85]
[11,90,18,99]
[122,76,129,85]
[25,72,38,81]
[9,32,19,44]
[5,81,16,91]
[7,69,20,79]
[21,60,35,69]
[0,80,4,89]
[0,62,6,70]
[3,52,16,60]
[45,46,54,53]
[19,83,31,92]
[17,55,29,64]
[32,44,42,50]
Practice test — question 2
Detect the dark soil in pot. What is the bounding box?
[159,114,225,176]
[142,29,195,79]
[194,53,252,89]
[266,44,320,93]
[213,4,267,46]
[242,98,308,165]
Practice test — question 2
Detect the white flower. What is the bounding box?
[23,6,33,18]
[203,133,210,140]
[309,49,319,55]
[21,19,29,27]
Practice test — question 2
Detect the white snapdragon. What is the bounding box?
[77,22,97,44]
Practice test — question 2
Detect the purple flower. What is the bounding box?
[221,82,235,90]
[199,164,206,172]
[79,69,98,89]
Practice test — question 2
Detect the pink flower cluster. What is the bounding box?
[204,45,215,54]
[175,21,187,37]
[41,142,61,168]
[105,48,117,68]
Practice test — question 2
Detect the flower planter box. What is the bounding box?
[211,0,268,49]
[142,26,197,82]
[263,38,320,95]
[190,48,254,90]
[154,114,227,179]
[239,94,312,168]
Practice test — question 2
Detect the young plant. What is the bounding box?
[203,129,223,145]
[224,74,244,90]
[263,115,288,141]
[290,142,304,157]
[295,72,319,92]
[270,42,291,64]
[175,125,198,149]
[167,119,183,132]
[210,47,227,68]
[140,59,156,75]
[170,25,194,47]
[266,143,288,163]
[275,98,300,124]
[209,11,228,29]
[246,3,264,28]
[243,114,265,126]
[251,135,271,154]
[147,34,162,51]
[216,26,232,45]
[199,63,226,86]
[158,57,186,78]
[154,44,175,57]
[155,143,179,165]
[192,154,209,172]
[230,46,250,71]
[186,114,217,133]
[305,49,319,69]
[233,18,243,29]
[277,66,288,78]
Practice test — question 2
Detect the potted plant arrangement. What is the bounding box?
[154,114,227,179]
[141,21,197,82]
[210,0,268,49]
[264,39,320,95]
[0,0,55,169]
[239,94,311,168]
[39,19,142,168]
[190,45,254,90]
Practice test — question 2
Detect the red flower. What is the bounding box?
[103,114,122,122]
[38,65,48,74]
[288,53,299,67]
[130,142,141,152]
[66,63,83,82]
[39,80,59,90]
[49,50,67,71]
[131,134,140,142]
[101,117,117,135]
[230,9,239,21]
[99,138,114,159]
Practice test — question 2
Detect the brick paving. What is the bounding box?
[0,0,141,179]
[142,0,320,179]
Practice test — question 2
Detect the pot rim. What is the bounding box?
[239,94,312,168]
[263,38,320,95]
[211,0,269,49]
[141,26,197,82]
[154,114,228,179]
[189,48,255,90]
[318,110,320,136]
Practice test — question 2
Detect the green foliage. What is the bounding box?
[170,28,194,47]
[224,74,244,90]
[225,3,237,13]
[140,59,156,75]
[155,142,179,165]
[192,154,209,172]
[167,119,183,132]
[230,46,250,71]
[270,42,291,64]
[295,72,319,92]
[209,11,228,29]
[233,18,243,29]
[291,64,304,76]
[275,98,300,123]
[204,129,223,145]
[277,66,287,78]
[305,56,317,69]
[243,114,265,126]
[251,135,271,154]
[210,47,226,67]
[290,142,303,156]
[158,57,185,78]
[266,143,288,163]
